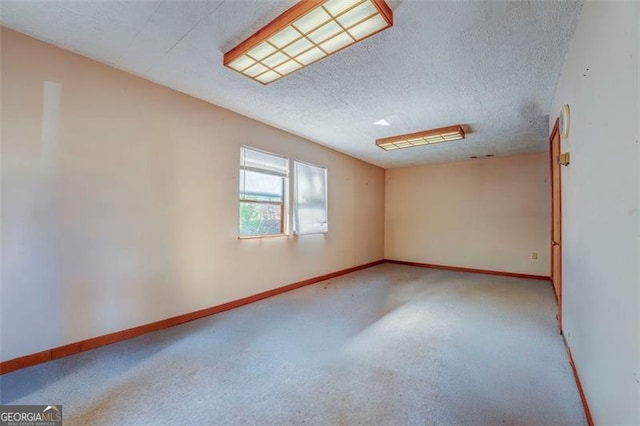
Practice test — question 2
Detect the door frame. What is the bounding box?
[549,118,562,333]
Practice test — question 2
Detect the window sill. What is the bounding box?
[294,231,328,236]
[238,234,289,240]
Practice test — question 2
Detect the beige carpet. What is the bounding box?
[0,264,585,425]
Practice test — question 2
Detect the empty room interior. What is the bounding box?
[0,0,638,425]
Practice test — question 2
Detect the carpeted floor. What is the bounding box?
[0,264,585,425]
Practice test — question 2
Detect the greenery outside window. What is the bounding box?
[239,147,288,237]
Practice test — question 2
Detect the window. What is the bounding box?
[294,161,328,235]
[239,147,288,237]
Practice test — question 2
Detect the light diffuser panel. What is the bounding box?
[224,0,393,85]
[376,125,466,151]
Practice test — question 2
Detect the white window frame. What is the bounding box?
[293,160,328,235]
[239,146,289,238]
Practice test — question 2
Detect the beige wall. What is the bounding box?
[549,2,639,423]
[385,153,550,276]
[0,28,385,362]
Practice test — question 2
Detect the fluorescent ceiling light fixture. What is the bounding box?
[373,119,390,126]
[376,125,466,151]
[224,0,393,85]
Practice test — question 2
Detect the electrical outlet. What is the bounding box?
[532,252,538,260]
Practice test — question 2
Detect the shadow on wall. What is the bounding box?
[57,80,196,347]
[2,81,64,360]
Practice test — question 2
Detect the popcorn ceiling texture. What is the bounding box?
[0,264,586,424]
[0,1,582,167]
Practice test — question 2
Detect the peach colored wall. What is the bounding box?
[385,153,550,276]
[0,28,385,362]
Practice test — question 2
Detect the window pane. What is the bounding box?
[239,146,288,237]
[239,202,283,236]
[295,162,328,235]
[240,169,284,202]
[240,146,287,176]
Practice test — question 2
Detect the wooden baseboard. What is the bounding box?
[562,335,595,426]
[385,259,550,281]
[0,260,385,375]
[0,259,549,374]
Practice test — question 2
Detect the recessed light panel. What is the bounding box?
[224,0,393,85]
[376,125,466,151]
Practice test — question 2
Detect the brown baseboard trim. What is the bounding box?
[0,260,385,375]
[562,335,595,426]
[0,350,52,374]
[385,259,550,281]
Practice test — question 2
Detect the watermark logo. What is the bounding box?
[0,405,62,426]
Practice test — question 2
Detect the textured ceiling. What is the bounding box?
[0,1,582,168]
